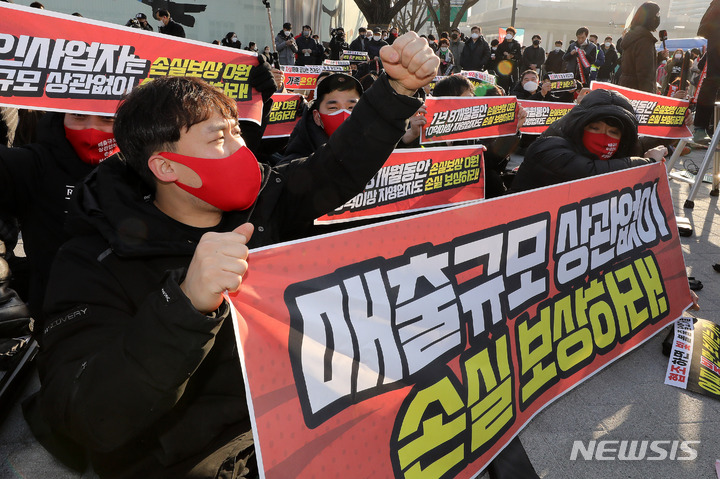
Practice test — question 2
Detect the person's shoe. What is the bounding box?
[692,128,711,145]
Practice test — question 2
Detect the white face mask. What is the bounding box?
[505,33,513,40]
[440,47,448,52]
[471,33,479,39]
[284,30,292,36]
[373,35,380,41]
[523,80,538,92]
[604,42,611,47]
[555,46,561,51]
[382,35,387,40]
[675,53,683,59]
[232,36,238,42]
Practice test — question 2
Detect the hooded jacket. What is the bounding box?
[29,74,422,478]
[510,89,654,192]
[0,112,95,317]
[618,26,658,93]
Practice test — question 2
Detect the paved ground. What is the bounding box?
[1,145,719,479]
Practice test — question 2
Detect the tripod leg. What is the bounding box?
[685,126,720,208]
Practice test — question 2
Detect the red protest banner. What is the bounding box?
[421,96,518,144]
[231,161,690,478]
[264,93,304,138]
[315,146,485,224]
[518,99,575,134]
[0,4,264,122]
[282,65,321,91]
[591,81,692,139]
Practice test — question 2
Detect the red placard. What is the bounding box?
[231,162,690,478]
[518,100,575,134]
[591,81,692,139]
[282,65,321,91]
[264,93,304,138]
[315,145,485,224]
[0,3,263,123]
[421,96,518,144]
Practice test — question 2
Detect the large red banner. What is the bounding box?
[518,100,575,134]
[421,96,518,145]
[315,146,485,224]
[231,162,690,478]
[591,82,692,139]
[0,3,263,122]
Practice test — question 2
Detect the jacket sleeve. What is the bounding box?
[36,239,228,452]
[637,38,658,93]
[479,40,491,70]
[275,35,287,52]
[270,74,423,235]
[0,145,41,217]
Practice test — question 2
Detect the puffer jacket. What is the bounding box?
[26,74,422,478]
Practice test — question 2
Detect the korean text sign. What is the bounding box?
[0,3,263,122]
[518,100,575,134]
[231,162,690,478]
[591,82,692,139]
[421,96,518,144]
[315,146,485,224]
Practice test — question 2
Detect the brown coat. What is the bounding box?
[618,26,658,93]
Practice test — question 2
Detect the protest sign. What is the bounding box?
[341,50,369,63]
[591,82,692,139]
[0,3,263,123]
[231,161,690,478]
[547,73,576,92]
[518,100,575,134]
[461,70,497,85]
[263,93,303,138]
[421,96,518,144]
[322,59,351,73]
[282,65,321,91]
[315,146,485,224]
[666,317,720,400]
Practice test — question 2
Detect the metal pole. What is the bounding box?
[511,0,517,26]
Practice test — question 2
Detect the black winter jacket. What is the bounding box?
[460,36,491,71]
[510,89,654,192]
[31,74,422,478]
[0,112,95,316]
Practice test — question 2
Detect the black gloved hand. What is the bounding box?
[249,53,278,103]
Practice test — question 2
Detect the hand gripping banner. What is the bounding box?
[230,161,691,478]
[315,145,486,224]
[591,82,692,139]
[0,3,263,122]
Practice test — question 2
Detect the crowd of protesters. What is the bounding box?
[0,0,715,477]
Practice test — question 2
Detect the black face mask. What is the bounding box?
[533,40,540,46]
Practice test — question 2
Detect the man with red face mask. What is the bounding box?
[0,112,119,317]
[26,32,439,478]
[283,73,363,161]
[509,88,666,192]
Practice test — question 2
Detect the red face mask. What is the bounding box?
[161,145,262,212]
[582,130,619,160]
[64,127,120,165]
[318,109,352,137]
